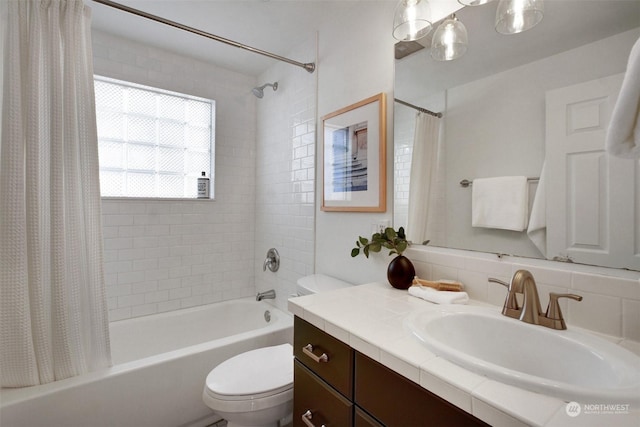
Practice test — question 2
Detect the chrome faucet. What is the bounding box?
[489,270,582,330]
[256,289,276,301]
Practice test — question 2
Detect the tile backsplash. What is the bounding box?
[407,246,640,343]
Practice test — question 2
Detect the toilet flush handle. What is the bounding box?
[302,410,326,427]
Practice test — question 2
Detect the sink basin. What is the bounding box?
[405,305,640,403]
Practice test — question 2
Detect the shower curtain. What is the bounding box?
[0,0,111,387]
[407,113,442,245]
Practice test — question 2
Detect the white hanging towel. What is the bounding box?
[472,176,529,231]
[527,163,547,256]
[605,36,640,159]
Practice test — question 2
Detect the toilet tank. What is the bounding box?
[296,274,352,296]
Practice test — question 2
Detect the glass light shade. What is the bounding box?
[495,0,544,35]
[392,0,433,42]
[458,0,495,6]
[431,15,468,61]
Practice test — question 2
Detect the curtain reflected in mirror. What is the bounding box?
[393,0,640,271]
[407,113,442,245]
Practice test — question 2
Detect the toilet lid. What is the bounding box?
[205,343,293,400]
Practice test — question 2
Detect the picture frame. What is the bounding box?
[321,93,386,212]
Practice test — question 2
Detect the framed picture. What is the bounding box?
[321,93,386,212]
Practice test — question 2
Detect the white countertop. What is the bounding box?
[288,282,640,427]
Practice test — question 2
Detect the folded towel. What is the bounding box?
[472,176,529,231]
[606,36,640,159]
[408,285,469,305]
[527,163,546,256]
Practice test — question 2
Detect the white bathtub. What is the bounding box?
[0,298,293,427]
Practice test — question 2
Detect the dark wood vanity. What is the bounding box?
[293,316,489,427]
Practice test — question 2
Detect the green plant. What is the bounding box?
[351,227,409,258]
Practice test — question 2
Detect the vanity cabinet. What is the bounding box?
[293,314,354,397]
[294,360,353,427]
[293,315,354,427]
[293,316,489,427]
[355,351,488,426]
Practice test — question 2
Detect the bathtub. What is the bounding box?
[0,298,293,427]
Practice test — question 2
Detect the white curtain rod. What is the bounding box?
[91,0,316,73]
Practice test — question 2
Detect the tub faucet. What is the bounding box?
[256,289,276,301]
[489,269,582,330]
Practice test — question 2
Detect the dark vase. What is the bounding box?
[387,255,415,290]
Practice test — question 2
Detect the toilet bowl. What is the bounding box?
[202,274,352,427]
[203,344,293,427]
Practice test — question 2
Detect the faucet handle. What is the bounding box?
[489,277,519,311]
[488,277,509,287]
[545,293,583,330]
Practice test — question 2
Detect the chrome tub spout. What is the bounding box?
[256,289,276,301]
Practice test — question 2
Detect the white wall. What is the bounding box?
[254,36,317,311]
[315,1,397,286]
[92,31,258,321]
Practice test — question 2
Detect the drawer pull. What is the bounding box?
[302,410,326,427]
[303,344,329,363]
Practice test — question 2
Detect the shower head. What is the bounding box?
[252,82,278,98]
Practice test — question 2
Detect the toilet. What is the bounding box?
[202,274,352,427]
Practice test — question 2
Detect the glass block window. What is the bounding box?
[94,76,215,199]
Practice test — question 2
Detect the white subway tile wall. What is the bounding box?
[93,31,257,321]
[407,246,640,343]
[393,103,413,229]
[254,37,317,312]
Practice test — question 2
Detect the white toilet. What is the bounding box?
[202,274,351,427]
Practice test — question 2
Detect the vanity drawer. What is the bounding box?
[294,316,354,398]
[293,360,353,427]
[354,352,490,427]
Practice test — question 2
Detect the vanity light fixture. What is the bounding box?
[431,14,468,61]
[392,0,433,41]
[458,0,495,5]
[495,0,544,35]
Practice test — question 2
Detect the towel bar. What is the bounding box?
[460,177,540,188]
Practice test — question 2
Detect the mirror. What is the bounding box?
[394,0,640,270]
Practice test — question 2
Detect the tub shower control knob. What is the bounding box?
[263,248,280,272]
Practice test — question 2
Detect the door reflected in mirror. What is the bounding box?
[393,0,640,270]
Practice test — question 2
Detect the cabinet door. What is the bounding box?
[355,407,384,427]
[294,360,353,427]
[354,352,489,427]
[294,316,354,398]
